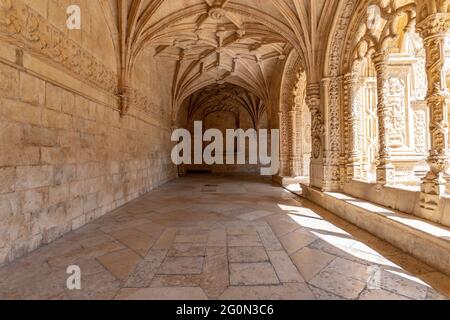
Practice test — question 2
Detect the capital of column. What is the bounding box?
[416,13,450,41]
[306,83,320,110]
[372,48,389,60]
[343,72,359,86]
[305,83,322,125]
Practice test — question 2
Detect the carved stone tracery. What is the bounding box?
[385,76,407,147]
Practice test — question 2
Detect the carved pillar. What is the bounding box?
[372,51,395,186]
[416,13,450,211]
[278,109,303,177]
[288,110,301,176]
[294,108,304,176]
[321,77,342,191]
[306,83,325,189]
[344,72,362,181]
[278,111,289,177]
[341,74,351,185]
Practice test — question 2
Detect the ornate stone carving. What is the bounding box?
[372,51,396,186]
[344,72,363,181]
[385,77,406,148]
[326,0,357,189]
[413,54,427,100]
[414,110,427,154]
[0,0,166,121]
[278,51,307,177]
[306,84,324,161]
[279,111,290,176]
[0,0,117,94]
[416,12,450,211]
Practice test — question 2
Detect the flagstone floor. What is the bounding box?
[0,174,449,300]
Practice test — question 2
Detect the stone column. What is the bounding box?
[344,72,362,181]
[306,83,325,189]
[294,107,308,177]
[278,111,289,177]
[372,51,395,186]
[416,13,450,211]
[321,77,342,191]
[277,109,303,178]
[341,74,351,185]
[288,110,299,176]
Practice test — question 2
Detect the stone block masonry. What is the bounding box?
[0,60,177,265]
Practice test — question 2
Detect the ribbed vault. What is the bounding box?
[111,0,341,118]
[185,83,266,129]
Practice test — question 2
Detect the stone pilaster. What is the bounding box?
[416,13,450,212]
[343,72,362,182]
[306,83,325,189]
[372,51,395,186]
[278,111,290,177]
[278,110,303,178]
[287,110,301,176]
[321,77,342,191]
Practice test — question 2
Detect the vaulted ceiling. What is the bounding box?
[185,83,266,128]
[107,0,340,112]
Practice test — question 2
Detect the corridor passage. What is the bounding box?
[0,175,448,300]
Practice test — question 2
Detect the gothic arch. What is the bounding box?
[314,0,360,190]
[277,50,308,177]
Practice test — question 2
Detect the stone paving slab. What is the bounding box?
[0,175,448,300]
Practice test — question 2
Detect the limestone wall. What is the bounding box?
[0,1,177,265]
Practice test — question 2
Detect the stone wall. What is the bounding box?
[0,1,177,265]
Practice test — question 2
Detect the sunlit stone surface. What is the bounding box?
[1,0,450,301]
[0,175,447,300]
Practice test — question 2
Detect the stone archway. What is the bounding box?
[277,50,310,179]
[175,83,268,174]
